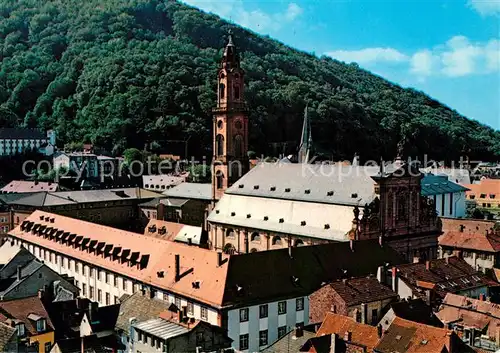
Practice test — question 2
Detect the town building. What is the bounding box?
[308,275,397,325]
[261,324,317,353]
[162,182,212,228]
[1,181,59,194]
[435,293,500,351]
[0,202,10,236]
[144,219,206,247]
[0,295,55,353]
[7,211,405,352]
[53,152,99,179]
[300,312,381,353]
[0,187,160,231]
[142,175,185,192]
[140,196,210,227]
[438,225,500,273]
[0,242,78,301]
[0,128,56,157]
[421,174,468,218]
[129,307,232,353]
[44,297,122,352]
[208,161,442,261]
[421,166,471,185]
[391,257,497,306]
[0,322,17,352]
[211,32,249,202]
[378,298,443,331]
[465,179,500,215]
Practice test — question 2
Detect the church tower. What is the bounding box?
[212,32,249,201]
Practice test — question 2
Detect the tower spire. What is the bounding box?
[298,104,312,164]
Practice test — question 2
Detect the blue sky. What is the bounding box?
[182,0,500,130]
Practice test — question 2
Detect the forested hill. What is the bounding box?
[0,0,499,161]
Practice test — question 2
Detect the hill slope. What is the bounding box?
[0,0,499,161]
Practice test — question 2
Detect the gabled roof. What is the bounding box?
[0,128,46,140]
[326,277,397,306]
[420,175,468,196]
[388,299,443,328]
[439,231,500,252]
[115,292,172,334]
[0,296,54,335]
[1,180,59,193]
[316,312,379,352]
[396,257,497,299]
[375,317,453,353]
[163,183,212,201]
[133,318,188,340]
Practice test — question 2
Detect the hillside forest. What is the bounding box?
[0,0,499,161]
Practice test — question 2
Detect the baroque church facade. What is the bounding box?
[208,34,441,261]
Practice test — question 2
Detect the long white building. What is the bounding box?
[6,211,403,352]
[0,128,56,156]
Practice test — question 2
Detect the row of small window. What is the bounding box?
[144,184,174,190]
[239,324,299,350]
[77,282,120,305]
[469,194,496,200]
[137,330,204,350]
[31,246,132,290]
[0,217,8,223]
[162,293,209,320]
[481,203,495,208]
[0,226,9,234]
[462,251,494,261]
[240,298,304,322]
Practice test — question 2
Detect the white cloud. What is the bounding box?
[325,48,409,64]
[468,0,500,15]
[181,0,303,33]
[410,50,437,76]
[326,35,499,79]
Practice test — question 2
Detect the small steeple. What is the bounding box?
[298,104,312,164]
[222,29,239,68]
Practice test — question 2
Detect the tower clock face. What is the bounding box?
[217,120,223,129]
[235,120,242,130]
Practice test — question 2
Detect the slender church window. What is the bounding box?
[216,134,224,156]
[397,193,408,220]
[219,83,225,100]
[234,85,240,100]
[234,135,243,158]
[216,172,224,189]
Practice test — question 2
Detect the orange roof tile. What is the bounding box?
[464,179,500,198]
[144,219,184,241]
[10,211,230,308]
[376,317,453,353]
[440,218,498,235]
[316,312,379,352]
[1,180,59,193]
[439,231,500,252]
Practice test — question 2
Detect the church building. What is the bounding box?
[208,34,441,262]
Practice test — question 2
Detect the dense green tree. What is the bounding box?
[0,0,498,163]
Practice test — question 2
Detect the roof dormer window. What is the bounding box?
[16,323,25,337]
[36,318,46,332]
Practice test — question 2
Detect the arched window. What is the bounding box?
[223,243,235,255]
[294,239,304,247]
[272,236,282,246]
[397,193,408,220]
[226,228,235,238]
[250,248,258,253]
[216,172,224,189]
[219,83,225,100]
[216,134,224,157]
[234,135,243,158]
[234,85,240,100]
[251,232,260,242]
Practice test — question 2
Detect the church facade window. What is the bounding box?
[272,236,282,246]
[223,243,235,255]
[216,134,224,156]
[251,232,260,242]
[397,193,408,220]
[216,172,224,189]
[219,83,225,100]
[234,85,240,100]
[226,228,235,238]
[234,135,243,158]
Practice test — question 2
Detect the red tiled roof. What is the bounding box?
[10,211,230,308]
[316,312,379,352]
[440,218,498,235]
[1,181,59,193]
[328,277,397,306]
[439,231,500,252]
[436,293,500,340]
[396,257,498,299]
[375,317,453,353]
[144,219,184,241]
[464,179,500,199]
[0,296,54,335]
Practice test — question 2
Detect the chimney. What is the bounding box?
[361,303,367,324]
[187,238,192,246]
[217,252,223,267]
[344,331,352,342]
[391,267,398,293]
[377,265,385,285]
[479,293,485,301]
[425,260,430,270]
[330,333,337,353]
[377,324,383,338]
[16,266,22,281]
[175,254,180,282]
[295,325,303,338]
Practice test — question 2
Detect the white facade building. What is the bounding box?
[421,174,468,218]
[0,128,56,156]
